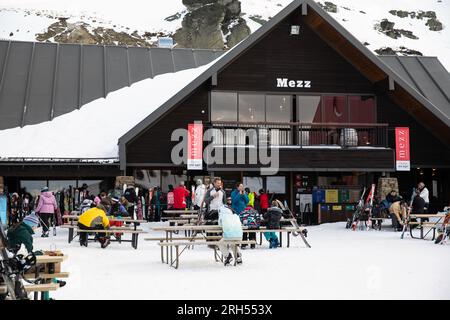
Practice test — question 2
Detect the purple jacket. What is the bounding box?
[35,191,57,214]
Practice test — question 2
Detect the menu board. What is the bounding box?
[243,177,264,193]
[266,176,286,194]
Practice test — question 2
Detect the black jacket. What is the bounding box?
[263,206,283,229]
[412,195,425,214]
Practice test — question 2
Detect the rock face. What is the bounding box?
[389,9,443,31]
[376,19,418,40]
[375,46,423,56]
[174,0,250,49]
[318,2,338,13]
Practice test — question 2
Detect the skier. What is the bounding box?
[166,185,174,210]
[173,181,190,210]
[35,187,58,238]
[123,185,137,217]
[389,199,408,231]
[231,183,249,215]
[6,214,39,254]
[258,189,269,214]
[194,179,206,210]
[262,201,283,248]
[239,205,260,249]
[217,206,243,266]
[78,198,111,248]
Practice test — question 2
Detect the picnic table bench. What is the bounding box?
[24,253,68,300]
[407,214,447,240]
[61,215,147,249]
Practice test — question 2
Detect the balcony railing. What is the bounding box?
[209,122,389,148]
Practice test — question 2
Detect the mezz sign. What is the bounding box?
[276,78,311,88]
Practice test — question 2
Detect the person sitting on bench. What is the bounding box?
[78,198,111,248]
[262,201,283,249]
[218,206,243,266]
[109,196,129,240]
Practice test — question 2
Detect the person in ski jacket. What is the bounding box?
[239,206,260,249]
[78,199,111,248]
[194,179,206,210]
[389,200,408,231]
[245,188,255,207]
[7,214,39,253]
[258,189,269,214]
[218,206,243,266]
[167,185,175,209]
[35,187,57,238]
[262,201,283,248]
[8,193,21,225]
[173,182,190,210]
[417,182,430,211]
[231,183,249,215]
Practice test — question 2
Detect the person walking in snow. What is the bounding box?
[203,177,227,221]
[35,187,58,238]
[218,206,243,266]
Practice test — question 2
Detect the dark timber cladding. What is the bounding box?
[120,0,450,171]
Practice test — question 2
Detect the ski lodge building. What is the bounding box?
[0,0,449,223]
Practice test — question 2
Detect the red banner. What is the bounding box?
[187,123,203,170]
[395,127,410,171]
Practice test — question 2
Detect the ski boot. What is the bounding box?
[41,231,49,238]
[99,237,111,249]
[224,253,233,266]
[301,229,308,237]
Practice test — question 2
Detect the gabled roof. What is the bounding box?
[118,0,450,169]
[0,40,222,130]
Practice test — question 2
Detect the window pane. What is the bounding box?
[349,95,376,123]
[323,96,347,123]
[211,92,237,122]
[20,180,47,197]
[238,94,265,122]
[297,96,321,123]
[266,95,291,122]
[77,180,103,196]
[48,180,76,193]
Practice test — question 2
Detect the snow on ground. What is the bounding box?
[29,221,450,300]
[0,63,211,159]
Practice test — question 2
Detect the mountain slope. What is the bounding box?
[0,0,449,69]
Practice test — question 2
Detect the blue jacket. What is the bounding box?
[231,189,249,214]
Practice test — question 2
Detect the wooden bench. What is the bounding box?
[64,225,146,249]
[158,240,257,269]
[407,214,447,240]
[24,283,60,293]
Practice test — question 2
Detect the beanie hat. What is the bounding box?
[23,214,40,228]
[111,196,119,202]
[41,187,49,193]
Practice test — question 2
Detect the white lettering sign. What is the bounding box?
[276,78,311,88]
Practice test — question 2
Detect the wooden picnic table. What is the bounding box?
[408,213,447,240]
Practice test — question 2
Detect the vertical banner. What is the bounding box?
[395,127,410,171]
[187,123,203,170]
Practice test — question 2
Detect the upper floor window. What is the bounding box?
[211,92,237,122]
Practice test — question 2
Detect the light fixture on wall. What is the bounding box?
[290,25,300,35]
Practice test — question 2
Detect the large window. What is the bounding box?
[211,92,237,121]
[266,95,291,122]
[20,180,47,197]
[297,96,322,123]
[349,95,376,123]
[238,94,265,122]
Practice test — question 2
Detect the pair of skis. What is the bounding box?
[275,200,311,248]
[349,184,375,231]
[435,213,450,245]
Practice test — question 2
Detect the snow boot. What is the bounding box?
[235,253,243,265]
[224,253,233,266]
[41,231,49,238]
[99,237,111,249]
[273,238,279,248]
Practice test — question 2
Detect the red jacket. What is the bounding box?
[173,186,190,209]
[260,193,269,210]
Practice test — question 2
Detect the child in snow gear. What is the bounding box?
[109,197,128,240]
[218,206,243,266]
[78,199,111,248]
[239,205,260,249]
[7,214,39,254]
[263,201,283,248]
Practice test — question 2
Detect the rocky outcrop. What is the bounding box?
[376,19,418,40]
[375,46,423,56]
[389,10,443,31]
[318,2,338,13]
[174,0,250,49]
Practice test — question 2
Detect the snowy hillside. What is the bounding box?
[0,0,449,69]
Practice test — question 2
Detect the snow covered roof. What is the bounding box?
[0,40,223,130]
[0,63,213,160]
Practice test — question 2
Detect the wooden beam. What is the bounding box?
[389,76,395,91]
[211,73,218,86]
